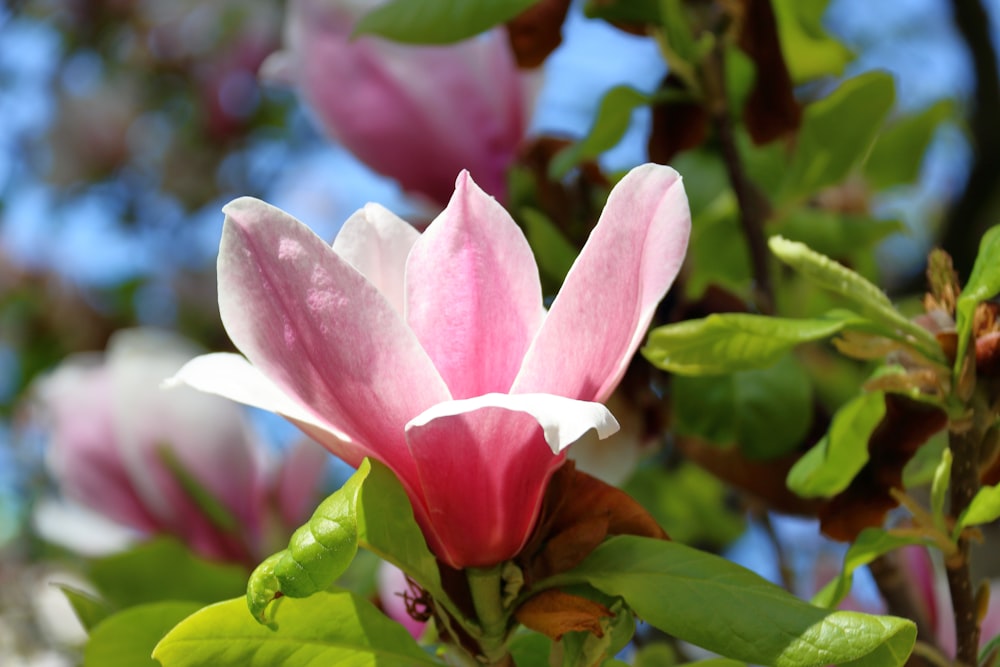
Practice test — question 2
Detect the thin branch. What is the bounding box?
[940,0,1000,277]
[704,48,775,314]
[948,426,983,666]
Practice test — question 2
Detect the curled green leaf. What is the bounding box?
[643,312,852,375]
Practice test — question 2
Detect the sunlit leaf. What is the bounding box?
[812,528,931,609]
[247,459,445,626]
[354,0,540,44]
[550,535,916,666]
[643,312,853,375]
[955,225,1000,373]
[154,591,441,667]
[769,237,944,362]
[85,601,203,667]
[787,391,886,498]
[771,0,852,83]
[780,72,894,202]
[957,480,1000,530]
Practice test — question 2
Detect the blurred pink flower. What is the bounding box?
[37,328,327,566]
[261,0,533,207]
[377,561,427,640]
[175,164,690,568]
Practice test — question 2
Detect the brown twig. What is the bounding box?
[940,0,1000,278]
[948,425,984,666]
[703,47,775,314]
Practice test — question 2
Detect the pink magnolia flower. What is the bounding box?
[261,0,532,207]
[37,328,327,566]
[175,164,690,568]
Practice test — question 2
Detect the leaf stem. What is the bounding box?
[466,566,512,666]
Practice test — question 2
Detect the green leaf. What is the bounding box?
[957,480,1000,530]
[354,0,539,44]
[771,0,852,83]
[643,312,852,375]
[550,86,651,178]
[57,584,112,632]
[781,72,894,202]
[787,391,887,498]
[550,535,916,667]
[865,100,954,190]
[248,459,445,626]
[510,631,552,667]
[154,590,441,667]
[769,236,944,362]
[88,538,247,610]
[672,354,813,460]
[955,225,1000,373]
[632,643,679,667]
[521,208,578,288]
[84,601,203,667]
[930,446,952,529]
[811,528,932,609]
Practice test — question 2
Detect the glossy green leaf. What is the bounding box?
[154,590,441,666]
[247,458,445,626]
[769,237,944,362]
[865,100,953,190]
[787,391,886,498]
[771,0,851,83]
[673,354,813,460]
[812,528,932,609]
[354,0,539,44]
[88,538,247,610]
[550,535,916,667]
[643,312,852,375]
[957,480,1000,530]
[781,72,894,202]
[955,225,1000,372]
[85,601,203,667]
[550,86,651,178]
[57,584,112,632]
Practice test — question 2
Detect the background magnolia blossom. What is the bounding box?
[36,328,328,566]
[261,0,535,207]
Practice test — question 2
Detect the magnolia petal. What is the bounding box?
[218,197,450,486]
[106,330,267,558]
[513,164,691,402]
[405,393,617,568]
[408,393,619,456]
[286,0,526,204]
[332,203,419,316]
[406,172,545,399]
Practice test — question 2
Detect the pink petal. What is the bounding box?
[406,172,545,399]
[404,393,618,568]
[218,197,451,490]
[513,164,691,402]
[332,203,419,316]
[39,361,161,533]
[286,0,526,204]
